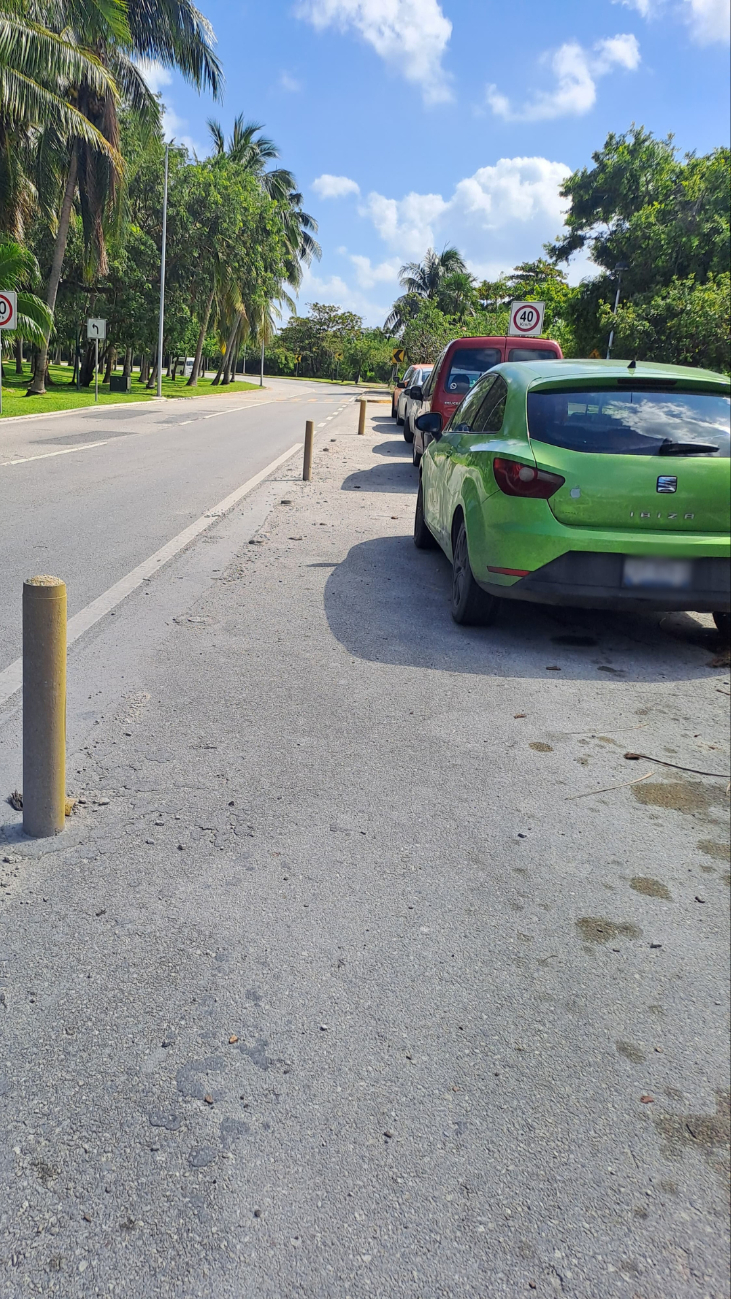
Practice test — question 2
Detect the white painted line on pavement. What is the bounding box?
[0,441,303,707]
[2,440,109,467]
[203,400,275,420]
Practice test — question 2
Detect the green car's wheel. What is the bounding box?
[414,480,437,549]
[713,611,730,638]
[451,518,498,626]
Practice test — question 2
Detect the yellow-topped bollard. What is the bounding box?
[23,575,67,838]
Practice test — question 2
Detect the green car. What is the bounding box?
[413,359,730,630]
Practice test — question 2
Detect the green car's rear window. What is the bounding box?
[528,389,730,457]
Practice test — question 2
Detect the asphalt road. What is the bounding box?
[0,378,356,671]
[0,397,728,1298]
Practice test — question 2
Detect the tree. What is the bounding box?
[385,246,468,333]
[548,126,730,366]
[0,4,124,240]
[27,0,223,394]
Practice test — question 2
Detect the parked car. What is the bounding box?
[393,364,433,427]
[409,335,562,465]
[400,364,433,437]
[412,358,731,629]
[391,365,416,419]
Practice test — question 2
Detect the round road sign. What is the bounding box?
[0,291,17,329]
[509,301,544,336]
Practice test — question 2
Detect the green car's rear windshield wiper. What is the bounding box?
[657,438,719,456]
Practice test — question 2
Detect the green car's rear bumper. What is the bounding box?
[464,497,730,612]
[477,550,730,612]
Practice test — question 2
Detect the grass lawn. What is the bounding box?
[0,362,260,419]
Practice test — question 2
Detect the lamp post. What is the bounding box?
[259,338,264,387]
[156,141,170,398]
[606,262,628,360]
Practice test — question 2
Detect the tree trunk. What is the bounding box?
[15,338,23,374]
[146,350,159,389]
[138,353,148,383]
[123,346,132,379]
[221,317,241,385]
[79,341,95,388]
[26,149,78,396]
[103,345,114,384]
[187,285,215,386]
[211,352,224,385]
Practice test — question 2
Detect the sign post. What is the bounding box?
[0,290,18,417]
[508,301,545,338]
[87,318,106,403]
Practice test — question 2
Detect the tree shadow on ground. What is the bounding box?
[323,533,724,683]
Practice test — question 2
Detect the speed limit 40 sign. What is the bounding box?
[508,300,545,337]
[0,290,17,330]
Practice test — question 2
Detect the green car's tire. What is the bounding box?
[451,518,499,626]
[414,480,437,550]
[713,611,730,638]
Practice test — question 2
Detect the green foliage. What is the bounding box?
[550,126,730,367]
[0,238,52,349]
[598,273,730,372]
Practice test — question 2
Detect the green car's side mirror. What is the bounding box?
[415,411,443,442]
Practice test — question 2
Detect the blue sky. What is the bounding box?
[143,0,730,326]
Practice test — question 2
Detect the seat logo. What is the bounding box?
[657,475,677,493]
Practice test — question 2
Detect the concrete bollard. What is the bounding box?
[22,575,67,838]
[303,419,314,481]
[358,398,367,436]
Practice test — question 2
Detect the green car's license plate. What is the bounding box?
[622,557,693,589]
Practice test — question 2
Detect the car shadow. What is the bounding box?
[341,460,416,493]
[323,534,723,683]
[370,440,413,459]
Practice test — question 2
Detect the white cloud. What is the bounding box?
[349,254,401,288]
[312,173,361,199]
[279,71,302,92]
[487,34,640,121]
[137,58,173,95]
[614,0,729,41]
[363,157,571,259]
[294,265,393,324]
[297,0,452,102]
[299,156,583,325]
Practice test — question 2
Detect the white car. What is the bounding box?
[399,365,433,442]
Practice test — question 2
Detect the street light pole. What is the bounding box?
[156,142,170,399]
[606,262,628,360]
[259,338,264,388]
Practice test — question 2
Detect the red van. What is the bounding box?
[408,335,563,463]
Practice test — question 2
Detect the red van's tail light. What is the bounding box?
[493,457,565,499]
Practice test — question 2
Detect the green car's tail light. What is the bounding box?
[493,457,565,499]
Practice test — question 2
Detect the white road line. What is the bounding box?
[0,441,303,707]
[203,400,275,420]
[2,440,109,467]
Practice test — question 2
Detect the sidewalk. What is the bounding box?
[0,405,729,1298]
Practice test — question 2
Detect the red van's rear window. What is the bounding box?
[443,347,501,395]
[508,347,559,362]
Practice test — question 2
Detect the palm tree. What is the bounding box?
[399,246,468,297]
[27,0,223,395]
[185,116,320,387]
[384,246,469,333]
[0,5,124,240]
[0,238,53,381]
